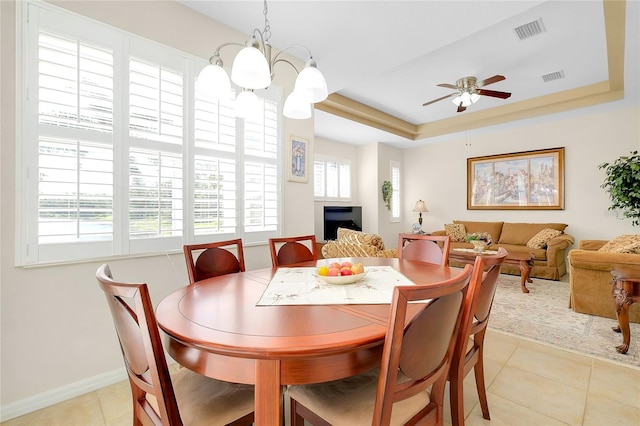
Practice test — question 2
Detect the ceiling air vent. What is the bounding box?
[542,70,565,83]
[514,18,546,40]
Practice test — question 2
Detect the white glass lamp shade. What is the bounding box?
[460,91,473,107]
[452,95,462,105]
[295,66,328,103]
[196,64,232,100]
[413,200,429,213]
[283,90,312,119]
[235,90,261,119]
[470,92,481,103]
[231,46,271,89]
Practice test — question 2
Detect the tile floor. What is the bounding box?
[2,330,639,426]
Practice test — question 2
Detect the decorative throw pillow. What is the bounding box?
[445,223,466,242]
[526,228,563,249]
[598,235,640,253]
[337,228,385,251]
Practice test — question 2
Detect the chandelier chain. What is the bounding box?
[262,0,272,43]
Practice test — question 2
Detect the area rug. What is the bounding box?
[487,273,640,368]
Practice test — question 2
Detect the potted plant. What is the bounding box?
[381,180,392,210]
[599,150,640,226]
[465,232,493,253]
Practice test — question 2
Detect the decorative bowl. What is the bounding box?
[317,270,368,285]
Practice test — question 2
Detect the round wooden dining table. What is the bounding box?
[155,256,459,425]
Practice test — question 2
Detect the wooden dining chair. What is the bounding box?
[398,233,451,266]
[96,264,254,426]
[287,264,474,426]
[269,234,318,267]
[183,239,245,284]
[449,248,507,426]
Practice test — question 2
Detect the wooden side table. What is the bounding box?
[610,268,640,354]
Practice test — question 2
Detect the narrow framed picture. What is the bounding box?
[287,135,309,183]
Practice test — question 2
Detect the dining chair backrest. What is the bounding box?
[372,264,472,425]
[448,248,507,426]
[96,264,187,425]
[183,239,245,284]
[288,264,474,426]
[398,233,451,266]
[269,235,318,267]
[97,264,255,426]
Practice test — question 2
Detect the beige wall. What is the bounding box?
[0,0,316,417]
[403,105,640,240]
[1,0,639,420]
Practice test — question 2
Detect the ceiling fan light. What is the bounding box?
[235,90,262,119]
[295,65,328,103]
[470,92,481,103]
[196,63,232,100]
[460,91,472,104]
[231,44,271,89]
[283,90,312,119]
[452,95,462,105]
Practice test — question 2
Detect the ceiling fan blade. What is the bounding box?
[477,89,512,99]
[457,103,466,113]
[422,93,456,107]
[476,75,505,87]
[436,83,458,89]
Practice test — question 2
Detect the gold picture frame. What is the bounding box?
[287,135,309,183]
[467,147,564,210]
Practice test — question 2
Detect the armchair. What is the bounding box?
[568,239,640,323]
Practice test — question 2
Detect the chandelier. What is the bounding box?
[196,0,328,120]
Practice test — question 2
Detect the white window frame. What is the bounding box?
[390,161,401,222]
[313,154,352,201]
[15,1,283,266]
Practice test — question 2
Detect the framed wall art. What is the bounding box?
[467,147,564,210]
[287,135,309,183]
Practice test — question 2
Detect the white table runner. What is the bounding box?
[256,266,415,306]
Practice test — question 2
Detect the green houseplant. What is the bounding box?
[381,180,392,210]
[599,150,640,226]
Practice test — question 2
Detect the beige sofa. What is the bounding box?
[432,220,574,280]
[568,238,640,323]
[321,228,398,259]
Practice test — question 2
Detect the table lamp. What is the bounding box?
[413,200,429,226]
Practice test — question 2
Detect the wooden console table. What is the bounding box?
[449,249,534,293]
[610,268,640,354]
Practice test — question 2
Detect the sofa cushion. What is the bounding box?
[598,235,640,254]
[499,223,567,245]
[444,223,466,242]
[495,244,547,261]
[453,221,503,246]
[337,228,385,251]
[526,228,563,249]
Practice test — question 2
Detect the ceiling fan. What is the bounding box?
[422,75,512,113]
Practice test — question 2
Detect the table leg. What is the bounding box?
[518,259,533,293]
[255,359,283,425]
[612,284,632,354]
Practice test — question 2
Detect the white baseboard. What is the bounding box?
[0,368,128,422]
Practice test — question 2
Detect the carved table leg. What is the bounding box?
[612,284,632,354]
[518,259,533,293]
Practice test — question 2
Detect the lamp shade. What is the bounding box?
[413,200,429,213]
[196,64,232,100]
[295,66,328,103]
[235,90,261,119]
[231,45,271,89]
[283,90,312,119]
